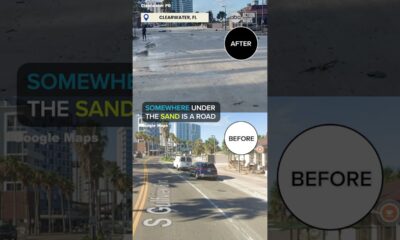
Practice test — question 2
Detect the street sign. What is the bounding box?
[378,200,400,224]
[255,145,264,154]
[230,12,242,24]
[243,13,256,18]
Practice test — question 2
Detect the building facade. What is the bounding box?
[116,127,133,177]
[171,0,193,13]
[0,100,73,232]
[135,116,161,155]
[229,0,267,30]
[170,122,201,142]
[137,116,161,139]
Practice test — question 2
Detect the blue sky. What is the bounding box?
[194,0,261,15]
[198,112,268,145]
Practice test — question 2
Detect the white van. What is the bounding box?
[173,156,192,170]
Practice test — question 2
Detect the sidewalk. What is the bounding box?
[215,163,268,202]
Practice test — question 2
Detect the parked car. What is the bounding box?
[0,224,17,240]
[173,156,192,170]
[190,162,218,180]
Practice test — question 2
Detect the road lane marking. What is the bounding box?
[132,160,149,239]
[167,167,256,240]
[132,170,146,215]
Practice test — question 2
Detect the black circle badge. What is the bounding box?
[225,27,258,60]
[278,124,383,230]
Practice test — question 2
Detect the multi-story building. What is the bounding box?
[134,116,162,156]
[171,0,193,13]
[0,100,73,231]
[116,127,133,177]
[72,127,130,227]
[170,122,201,142]
[116,127,132,225]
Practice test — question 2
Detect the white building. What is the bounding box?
[171,0,193,13]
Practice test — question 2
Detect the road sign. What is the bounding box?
[230,12,242,24]
[255,145,264,154]
[378,200,400,224]
[243,13,256,18]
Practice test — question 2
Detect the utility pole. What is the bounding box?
[211,135,216,164]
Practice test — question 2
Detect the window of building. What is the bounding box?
[6,141,23,154]
[5,182,23,191]
[6,114,24,131]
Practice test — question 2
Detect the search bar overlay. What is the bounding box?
[141,13,209,23]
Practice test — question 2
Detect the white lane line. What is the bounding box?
[167,168,255,240]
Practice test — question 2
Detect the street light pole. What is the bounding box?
[211,135,216,155]
[222,5,227,31]
[261,0,265,32]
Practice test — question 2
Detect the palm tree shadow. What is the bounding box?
[172,197,267,222]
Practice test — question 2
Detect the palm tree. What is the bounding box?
[192,139,205,156]
[169,133,180,153]
[205,137,219,154]
[42,172,57,233]
[3,157,21,226]
[103,161,121,235]
[135,131,152,155]
[64,180,74,233]
[185,140,193,153]
[150,135,160,155]
[16,163,34,235]
[57,178,66,233]
[160,122,170,156]
[0,158,7,220]
[383,167,396,183]
[58,177,74,233]
[32,169,45,235]
[216,11,227,22]
[74,126,107,239]
[114,173,131,234]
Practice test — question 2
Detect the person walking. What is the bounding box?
[142,25,147,41]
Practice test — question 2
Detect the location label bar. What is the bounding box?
[141,13,209,23]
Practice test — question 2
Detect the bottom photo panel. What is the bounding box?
[0,99,133,240]
[132,112,268,240]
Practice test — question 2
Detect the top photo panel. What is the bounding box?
[133,0,268,113]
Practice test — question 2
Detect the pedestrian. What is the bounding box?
[142,25,147,41]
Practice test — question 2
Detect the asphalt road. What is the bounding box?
[133,28,268,113]
[132,157,267,240]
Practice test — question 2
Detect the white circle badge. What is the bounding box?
[224,121,258,155]
[278,124,383,230]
